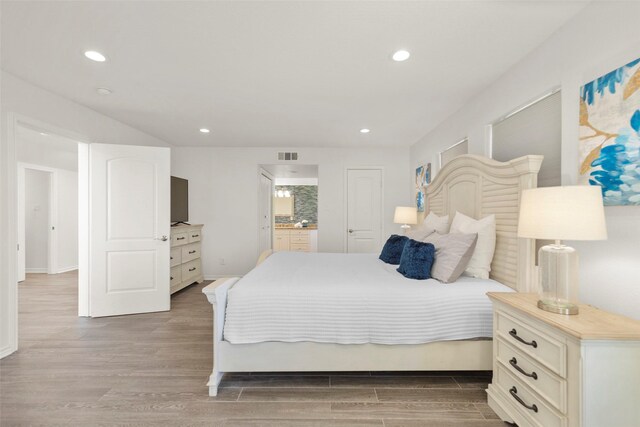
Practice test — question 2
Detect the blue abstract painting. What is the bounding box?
[579,57,640,205]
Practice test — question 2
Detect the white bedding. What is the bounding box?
[223,252,513,345]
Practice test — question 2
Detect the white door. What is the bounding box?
[346,168,383,253]
[258,172,273,254]
[89,143,170,317]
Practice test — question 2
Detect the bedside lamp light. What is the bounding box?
[518,186,607,315]
[394,206,418,232]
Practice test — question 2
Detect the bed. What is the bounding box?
[202,154,542,396]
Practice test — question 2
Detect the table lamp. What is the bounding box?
[518,186,607,315]
[394,206,417,232]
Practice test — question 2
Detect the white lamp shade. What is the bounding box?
[518,186,607,241]
[394,206,418,225]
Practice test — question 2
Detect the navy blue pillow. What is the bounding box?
[396,239,436,280]
[379,234,409,265]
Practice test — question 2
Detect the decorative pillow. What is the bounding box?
[396,239,436,280]
[424,233,478,283]
[450,212,496,279]
[423,212,450,234]
[379,234,409,265]
[405,226,436,241]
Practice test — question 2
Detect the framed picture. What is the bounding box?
[416,188,425,213]
[415,164,431,188]
[579,57,640,205]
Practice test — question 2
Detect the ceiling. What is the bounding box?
[1,1,586,148]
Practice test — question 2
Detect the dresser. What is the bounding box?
[487,292,640,427]
[170,224,204,294]
[273,228,316,252]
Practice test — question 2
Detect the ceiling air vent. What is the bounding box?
[277,152,298,161]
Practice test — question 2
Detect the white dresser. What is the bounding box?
[487,292,640,427]
[170,224,204,294]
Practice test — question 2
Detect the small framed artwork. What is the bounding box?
[416,188,425,212]
[415,164,431,188]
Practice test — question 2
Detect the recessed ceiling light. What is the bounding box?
[199,128,210,133]
[40,132,48,136]
[96,87,112,95]
[392,50,410,62]
[84,50,106,62]
[360,128,371,134]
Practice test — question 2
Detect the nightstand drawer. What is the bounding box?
[170,247,181,267]
[497,338,567,413]
[495,363,566,427]
[496,310,566,377]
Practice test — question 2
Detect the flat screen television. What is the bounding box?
[171,176,189,223]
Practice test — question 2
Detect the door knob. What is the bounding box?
[348,229,354,234]
[157,235,168,241]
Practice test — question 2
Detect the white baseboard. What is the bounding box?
[57,265,78,274]
[25,268,47,274]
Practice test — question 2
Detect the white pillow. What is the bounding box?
[450,211,496,279]
[422,212,450,234]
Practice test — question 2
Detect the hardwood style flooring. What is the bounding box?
[1,272,505,426]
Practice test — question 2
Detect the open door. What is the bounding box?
[88,143,170,317]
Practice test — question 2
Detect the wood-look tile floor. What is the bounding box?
[0,272,506,426]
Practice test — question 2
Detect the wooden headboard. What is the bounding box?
[426,155,542,292]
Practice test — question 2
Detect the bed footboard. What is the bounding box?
[202,277,239,396]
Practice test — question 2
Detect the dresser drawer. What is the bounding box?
[497,338,567,413]
[188,229,202,243]
[170,266,182,287]
[181,243,200,263]
[172,232,188,245]
[182,259,201,282]
[496,310,566,377]
[495,363,566,427]
[290,243,309,252]
[170,247,182,267]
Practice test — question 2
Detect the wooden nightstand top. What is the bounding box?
[487,292,640,341]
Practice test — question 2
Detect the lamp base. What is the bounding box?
[400,224,411,229]
[537,299,579,315]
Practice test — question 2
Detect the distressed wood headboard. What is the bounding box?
[426,155,542,292]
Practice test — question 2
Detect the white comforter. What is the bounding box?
[223,252,513,345]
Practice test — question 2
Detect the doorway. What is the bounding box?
[259,164,319,254]
[17,125,80,282]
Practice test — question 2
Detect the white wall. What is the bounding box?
[172,147,411,277]
[410,2,640,319]
[24,169,50,272]
[0,72,171,358]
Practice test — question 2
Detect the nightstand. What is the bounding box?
[487,292,640,427]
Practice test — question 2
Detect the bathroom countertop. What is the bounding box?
[274,224,318,230]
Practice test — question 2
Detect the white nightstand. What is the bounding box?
[487,292,640,427]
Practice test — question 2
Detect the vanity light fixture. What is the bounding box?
[392,50,410,62]
[84,50,106,62]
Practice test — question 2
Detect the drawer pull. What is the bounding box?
[510,357,538,380]
[177,237,186,241]
[170,256,173,260]
[189,250,196,254]
[189,267,196,272]
[509,328,537,348]
[170,276,173,280]
[509,386,538,413]
[192,234,199,238]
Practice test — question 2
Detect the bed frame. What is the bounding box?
[202,154,542,396]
